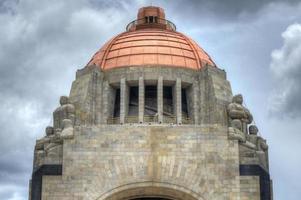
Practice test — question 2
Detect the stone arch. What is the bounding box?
[96,182,204,200]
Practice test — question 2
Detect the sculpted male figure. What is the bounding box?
[53,96,75,130]
[248,125,269,168]
[248,125,268,151]
[35,125,63,158]
[228,119,246,142]
[227,94,253,134]
[61,119,74,139]
[34,126,54,167]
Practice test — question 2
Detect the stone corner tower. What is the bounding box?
[29,6,272,200]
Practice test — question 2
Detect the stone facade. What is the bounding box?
[29,6,272,200]
[29,65,272,200]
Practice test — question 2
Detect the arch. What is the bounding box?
[96,182,204,200]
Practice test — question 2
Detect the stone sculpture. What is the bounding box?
[34,126,62,166]
[61,119,74,139]
[227,94,253,134]
[34,97,76,168]
[247,125,269,168]
[248,125,268,152]
[53,96,75,131]
[228,119,245,142]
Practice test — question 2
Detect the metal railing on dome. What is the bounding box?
[126,18,176,31]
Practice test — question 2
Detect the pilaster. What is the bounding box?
[157,76,163,123]
[176,78,182,124]
[139,77,145,123]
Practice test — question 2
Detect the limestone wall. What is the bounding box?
[42,124,241,200]
[33,65,269,200]
[69,65,232,126]
[240,176,260,200]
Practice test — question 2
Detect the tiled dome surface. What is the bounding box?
[87,6,216,71]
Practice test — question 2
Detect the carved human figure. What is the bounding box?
[228,119,246,142]
[248,125,268,151]
[34,126,54,167]
[227,94,253,134]
[248,125,269,168]
[53,96,75,130]
[34,125,63,160]
[44,132,63,157]
[61,119,74,139]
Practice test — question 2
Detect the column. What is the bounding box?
[192,82,199,124]
[120,78,128,124]
[138,77,144,123]
[157,76,163,123]
[102,81,109,124]
[176,78,182,124]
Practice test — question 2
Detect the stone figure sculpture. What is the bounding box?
[228,119,245,142]
[34,96,76,168]
[61,119,74,139]
[34,126,61,167]
[227,94,253,134]
[248,125,269,168]
[53,96,75,131]
[248,125,268,152]
[34,127,52,167]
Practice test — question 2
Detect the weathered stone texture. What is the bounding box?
[240,176,260,200]
[42,125,240,200]
[30,65,271,200]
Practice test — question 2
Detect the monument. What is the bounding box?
[29,6,272,200]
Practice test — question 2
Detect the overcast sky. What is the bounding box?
[0,0,301,199]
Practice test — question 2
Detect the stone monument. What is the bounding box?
[29,6,272,200]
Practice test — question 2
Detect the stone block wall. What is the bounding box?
[69,66,232,126]
[41,124,241,200]
[240,176,260,200]
[31,65,270,200]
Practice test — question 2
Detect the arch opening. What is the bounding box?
[130,198,171,200]
[100,184,202,200]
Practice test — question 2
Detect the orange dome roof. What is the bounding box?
[87,6,216,71]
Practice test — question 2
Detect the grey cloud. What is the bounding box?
[0,0,132,199]
[146,0,300,24]
[0,0,301,199]
[269,23,301,118]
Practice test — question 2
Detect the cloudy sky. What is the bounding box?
[0,0,301,199]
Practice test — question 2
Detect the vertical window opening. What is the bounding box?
[113,89,120,117]
[144,86,157,116]
[182,88,188,118]
[129,86,138,116]
[149,16,154,23]
[163,86,173,116]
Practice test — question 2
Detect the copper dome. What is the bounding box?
[87,6,216,71]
